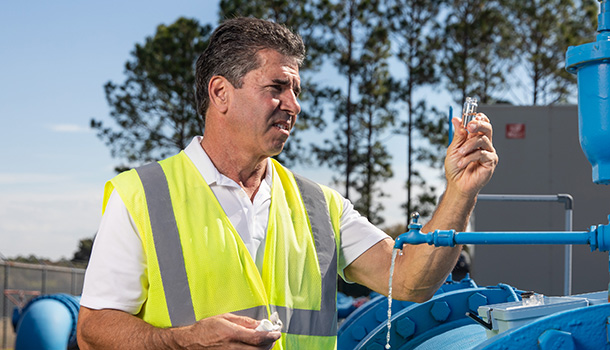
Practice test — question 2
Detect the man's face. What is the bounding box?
[227,49,301,158]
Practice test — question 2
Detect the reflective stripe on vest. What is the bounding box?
[292,174,338,336]
[136,162,196,327]
[135,162,337,336]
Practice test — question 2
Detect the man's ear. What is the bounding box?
[208,76,230,113]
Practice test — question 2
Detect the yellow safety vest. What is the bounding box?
[103,152,343,349]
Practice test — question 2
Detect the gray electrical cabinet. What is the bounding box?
[471,105,610,295]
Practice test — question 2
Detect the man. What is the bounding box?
[77,17,497,349]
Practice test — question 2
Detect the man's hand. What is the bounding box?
[178,313,281,349]
[77,307,281,350]
[445,114,498,198]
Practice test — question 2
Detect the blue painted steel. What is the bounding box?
[537,329,575,350]
[394,215,610,252]
[338,295,414,349]
[448,106,454,145]
[13,294,80,350]
[352,285,521,350]
[452,231,592,245]
[413,325,486,350]
[565,0,610,184]
[394,213,424,248]
[337,276,478,350]
[473,303,610,350]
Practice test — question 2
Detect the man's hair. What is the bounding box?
[195,17,306,118]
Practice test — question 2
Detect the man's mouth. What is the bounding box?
[274,123,288,130]
[272,118,292,132]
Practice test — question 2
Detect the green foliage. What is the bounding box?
[92,18,212,171]
[381,223,407,239]
[310,0,397,224]
[441,0,516,105]
[71,237,94,267]
[310,0,360,199]
[351,24,395,224]
[505,0,598,105]
[219,0,327,66]
[409,102,448,220]
[92,0,596,226]
[9,255,50,265]
[7,236,94,268]
[388,0,444,221]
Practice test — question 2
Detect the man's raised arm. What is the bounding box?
[344,114,498,302]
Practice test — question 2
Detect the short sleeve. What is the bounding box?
[338,196,390,281]
[80,190,148,314]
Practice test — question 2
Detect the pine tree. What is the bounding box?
[351,22,395,225]
[440,0,514,105]
[92,18,212,171]
[312,0,396,225]
[505,0,598,105]
[388,0,444,222]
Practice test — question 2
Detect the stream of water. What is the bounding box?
[385,248,399,349]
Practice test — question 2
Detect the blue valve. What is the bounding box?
[393,212,457,249]
[394,212,424,249]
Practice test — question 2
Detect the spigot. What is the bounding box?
[393,212,458,249]
[394,212,427,249]
[409,212,421,226]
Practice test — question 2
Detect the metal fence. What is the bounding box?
[1,260,85,349]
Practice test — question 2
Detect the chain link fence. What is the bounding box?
[1,261,84,349]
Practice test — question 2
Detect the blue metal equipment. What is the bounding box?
[566,0,610,184]
[393,214,610,253]
[382,210,610,348]
[351,283,522,349]
[338,1,610,348]
[338,275,478,350]
[12,294,80,350]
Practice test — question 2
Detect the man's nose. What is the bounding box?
[281,89,301,116]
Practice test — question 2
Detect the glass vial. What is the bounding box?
[462,97,478,128]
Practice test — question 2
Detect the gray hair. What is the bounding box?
[195,17,305,118]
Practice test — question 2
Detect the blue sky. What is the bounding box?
[0,0,449,261]
[0,1,223,260]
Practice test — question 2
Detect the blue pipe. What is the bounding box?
[395,214,610,252]
[12,294,80,350]
[448,231,592,245]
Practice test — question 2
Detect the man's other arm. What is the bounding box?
[77,307,280,350]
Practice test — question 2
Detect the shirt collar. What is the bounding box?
[183,136,273,188]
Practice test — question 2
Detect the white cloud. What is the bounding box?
[48,123,92,133]
[0,188,103,260]
[0,173,70,185]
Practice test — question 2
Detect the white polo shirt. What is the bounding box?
[81,136,389,314]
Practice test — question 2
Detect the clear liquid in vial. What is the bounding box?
[462,97,478,128]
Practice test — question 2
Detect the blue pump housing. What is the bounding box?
[566,0,610,184]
